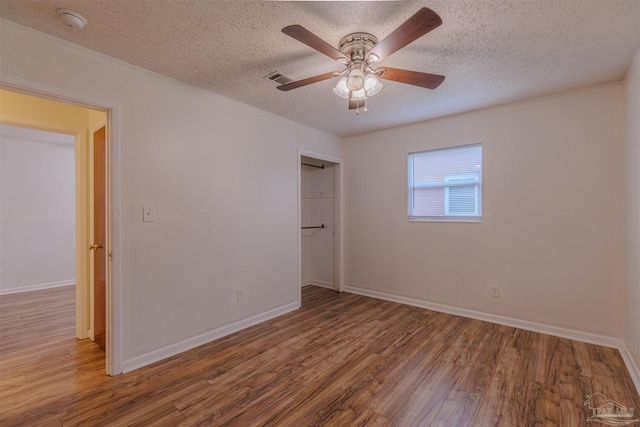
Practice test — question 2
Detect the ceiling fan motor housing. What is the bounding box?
[339,33,378,62]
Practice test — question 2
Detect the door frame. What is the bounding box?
[297,148,345,304]
[0,110,91,340]
[1,75,123,375]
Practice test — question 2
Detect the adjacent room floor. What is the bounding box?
[1,285,638,426]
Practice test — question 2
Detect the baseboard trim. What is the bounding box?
[300,279,311,287]
[345,285,640,395]
[618,342,640,395]
[344,285,622,348]
[0,280,75,295]
[121,301,300,373]
[309,280,334,290]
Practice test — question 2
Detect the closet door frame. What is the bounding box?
[297,148,345,305]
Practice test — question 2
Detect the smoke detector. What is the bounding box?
[56,9,87,30]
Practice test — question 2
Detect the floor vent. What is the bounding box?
[264,71,294,85]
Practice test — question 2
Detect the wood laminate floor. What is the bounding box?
[1,285,638,426]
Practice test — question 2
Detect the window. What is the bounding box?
[444,173,480,216]
[408,143,482,222]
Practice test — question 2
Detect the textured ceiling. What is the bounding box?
[0,0,638,137]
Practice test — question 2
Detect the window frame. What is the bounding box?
[407,143,482,223]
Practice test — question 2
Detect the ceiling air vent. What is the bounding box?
[264,71,293,85]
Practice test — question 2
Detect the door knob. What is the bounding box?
[89,243,103,251]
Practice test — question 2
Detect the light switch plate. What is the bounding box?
[143,206,155,222]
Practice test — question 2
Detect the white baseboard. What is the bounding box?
[345,285,639,395]
[121,301,300,373]
[344,285,620,348]
[301,280,334,289]
[0,280,75,295]
[309,280,334,290]
[618,342,640,396]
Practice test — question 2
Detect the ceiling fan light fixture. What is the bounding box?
[367,53,380,63]
[333,77,350,99]
[351,88,368,101]
[346,68,365,92]
[364,74,383,97]
[334,71,381,103]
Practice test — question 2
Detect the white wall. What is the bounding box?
[624,47,640,372]
[0,126,76,294]
[0,20,342,368]
[345,83,624,337]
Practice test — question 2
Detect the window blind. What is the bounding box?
[408,143,482,222]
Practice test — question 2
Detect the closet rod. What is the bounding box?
[301,224,325,229]
[301,162,324,169]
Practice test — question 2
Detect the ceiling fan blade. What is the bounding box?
[377,67,445,89]
[282,25,349,62]
[368,7,442,62]
[277,72,337,91]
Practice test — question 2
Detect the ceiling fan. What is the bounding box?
[277,7,445,114]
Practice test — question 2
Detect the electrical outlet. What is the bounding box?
[237,289,244,302]
[490,285,500,298]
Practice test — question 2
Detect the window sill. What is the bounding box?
[408,216,482,223]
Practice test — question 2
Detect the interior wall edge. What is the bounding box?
[623,44,640,397]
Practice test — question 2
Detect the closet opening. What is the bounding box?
[298,149,345,305]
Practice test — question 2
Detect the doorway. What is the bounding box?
[0,87,113,371]
[298,149,345,305]
[0,125,76,295]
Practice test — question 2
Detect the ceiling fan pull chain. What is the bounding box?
[354,99,368,115]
